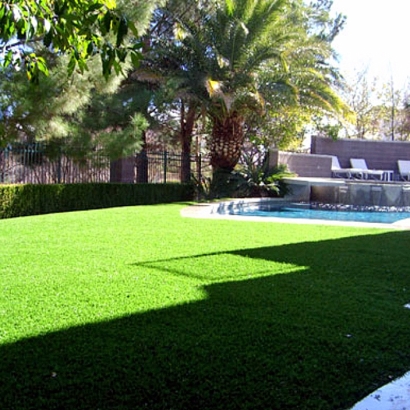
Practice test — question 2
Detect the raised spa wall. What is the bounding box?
[287,181,410,207]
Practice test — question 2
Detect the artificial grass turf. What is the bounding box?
[1,203,410,409]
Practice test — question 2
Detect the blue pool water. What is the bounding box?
[231,205,410,224]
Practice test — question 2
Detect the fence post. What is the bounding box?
[163,151,168,183]
[136,150,149,183]
[57,146,62,184]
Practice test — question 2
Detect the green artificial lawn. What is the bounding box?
[1,203,410,409]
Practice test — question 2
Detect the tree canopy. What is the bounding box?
[1,0,358,195]
[0,0,143,81]
[0,0,162,154]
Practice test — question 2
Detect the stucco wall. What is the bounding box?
[110,157,135,183]
[270,150,332,178]
[311,136,410,172]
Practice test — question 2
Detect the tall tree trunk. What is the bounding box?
[180,100,197,183]
[210,112,244,173]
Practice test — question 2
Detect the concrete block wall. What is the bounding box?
[311,136,410,172]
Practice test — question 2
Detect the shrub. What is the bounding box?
[0,183,194,219]
[197,151,294,200]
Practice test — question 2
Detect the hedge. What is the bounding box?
[0,183,195,219]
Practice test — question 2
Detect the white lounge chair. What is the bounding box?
[398,160,410,180]
[331,156,355,179]
[350,158,386,180]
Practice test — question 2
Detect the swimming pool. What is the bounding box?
[180,200,410,228]
[232,204,410,224]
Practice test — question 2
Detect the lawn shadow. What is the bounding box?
[2,230,410,409]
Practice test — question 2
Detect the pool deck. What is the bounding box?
[181,198,410,229]
[350,370,410,410]
[283,176,410,186]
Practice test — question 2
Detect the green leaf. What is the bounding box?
[128,20,139,38]
[116,48,127,63]
[67,55,77,76]
[130,51,142,68]
[113,60,123,75]
[87,3,104,12]
[86,41,95,55]
[103,0,116,9]
[130,42,143,51]
[3,50,13,67]
[77,57,88,73]
[116,16,128,47]
[73,47,80,60]
[36,57,49,76]
[225,0,235,16]
[102,10,112,35]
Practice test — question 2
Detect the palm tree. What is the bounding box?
[172,0,349,184]
[199,0,292,176]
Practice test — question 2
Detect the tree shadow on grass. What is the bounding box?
[2,230,410,410]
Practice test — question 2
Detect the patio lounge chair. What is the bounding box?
[350,158,386,180]
[331,156,356,179]
[398,160,410,180]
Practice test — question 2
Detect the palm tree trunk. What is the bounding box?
[210,112,244,173]
[208,112,245,197]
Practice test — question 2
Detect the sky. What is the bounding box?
[331,0,410,87]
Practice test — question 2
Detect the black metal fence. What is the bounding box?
[0,143,211,185]
[0,144,111,184]
[135,151,210,184]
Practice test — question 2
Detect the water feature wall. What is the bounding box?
[310,182,410,207]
